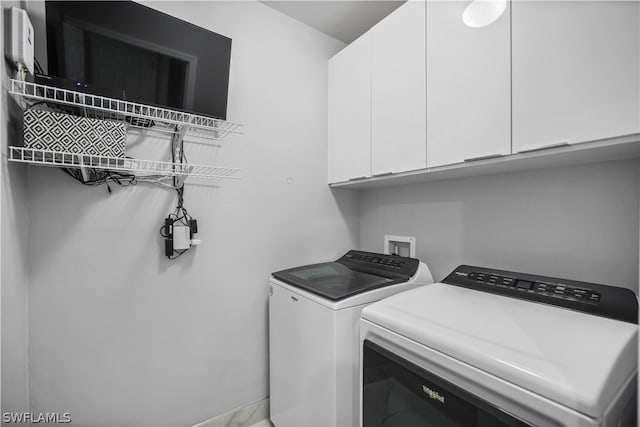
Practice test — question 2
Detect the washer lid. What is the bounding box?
[272,261,398,300]
[272,250,419,301]
[361,283,638,418]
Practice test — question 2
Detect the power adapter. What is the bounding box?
[173,225,191,250]
[164,238,174,257]
[164,216,174,257]
[163,216,200,258]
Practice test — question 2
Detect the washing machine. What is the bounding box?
[360,265,638,427]
[269,250,434,427]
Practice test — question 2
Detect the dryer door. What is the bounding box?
[362,340,532,427]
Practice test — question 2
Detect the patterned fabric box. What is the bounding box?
[23,108,126,157]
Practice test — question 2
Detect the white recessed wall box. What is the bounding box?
[4,7,34,75]
[384,235,416,258]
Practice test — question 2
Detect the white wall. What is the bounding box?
[360,159,640,290]
[1,0,32,420]
[25,2,357,426]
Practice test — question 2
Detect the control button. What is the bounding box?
[516,280,533,290]
[468,272,477,280]
[502,277,515,286]
[476,273,486,281]
[536,282,556,293]
[589,292,601,302]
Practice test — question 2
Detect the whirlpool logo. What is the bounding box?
[422,385,445,404]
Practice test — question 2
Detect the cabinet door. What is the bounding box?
[371,0,426,175]
[328,34,371,183]
[426,0,511,168]
[512,1,640,153]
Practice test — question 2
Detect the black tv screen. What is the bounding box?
[45,1,232,120]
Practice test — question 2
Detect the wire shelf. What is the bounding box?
[9,79,244,141]
[9,147,242,180]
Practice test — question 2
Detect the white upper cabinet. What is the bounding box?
[426,0,511,168]
[328,34,372,183]
[371,0,426,176]
[512,1,640,153]
[329,0,639,187]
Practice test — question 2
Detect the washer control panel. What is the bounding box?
[346,251,407,269]
[339,250,419,279]
[444,265,637,324]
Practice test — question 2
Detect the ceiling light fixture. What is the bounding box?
[462,0,507,28]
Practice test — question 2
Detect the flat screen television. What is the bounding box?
[45,1,232,120]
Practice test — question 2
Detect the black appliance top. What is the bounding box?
[272,250,420,301]
[443,265,638,324]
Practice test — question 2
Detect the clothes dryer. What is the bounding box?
[360,265,638,427]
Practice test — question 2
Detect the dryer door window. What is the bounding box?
[362,340,532,427]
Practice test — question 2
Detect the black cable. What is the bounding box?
[61,167,138,192]
[159,223,170,238]
[161,127,196,259]
[168,249,188,260]
[62,168,133,186]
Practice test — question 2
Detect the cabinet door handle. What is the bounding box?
[517,141,570,154]
[372,170,394,177]
[348,175,369,181]
[463,153,505,162]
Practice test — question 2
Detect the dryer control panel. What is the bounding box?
[444,265,637,324]
[466,271,601,303]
